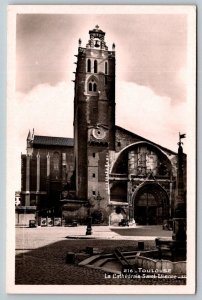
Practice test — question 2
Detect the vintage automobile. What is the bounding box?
[29,220,37,228]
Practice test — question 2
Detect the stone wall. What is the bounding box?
[87,146,110,224]
[15,211,36,226]
[21,146,74,207]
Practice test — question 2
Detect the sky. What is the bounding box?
[11,12,191,190]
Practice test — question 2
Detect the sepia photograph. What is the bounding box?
[6,5,196,294]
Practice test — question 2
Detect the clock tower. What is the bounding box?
[73,25,116,214]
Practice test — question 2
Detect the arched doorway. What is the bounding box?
[133,183,169,225]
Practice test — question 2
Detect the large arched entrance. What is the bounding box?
[133,183,169,225]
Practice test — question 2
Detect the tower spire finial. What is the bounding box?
[27,129,31,141]
[32,128,35,139]
[86,25,108,50]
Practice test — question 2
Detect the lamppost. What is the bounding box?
[85,192,104,235]
[86,196,94,235]
[172,133,186,242]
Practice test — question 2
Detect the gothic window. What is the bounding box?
[87,59,91,72]
[89,82,92,91]
[158,162,168,176]
[105,61,108,74]
[88,78,98,94]
[53,152,60,171]
[93,83,97,92]
[94,60,98,73]
[62,153,66,165]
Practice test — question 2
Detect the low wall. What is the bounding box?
[15,212,36,226]
[133,255,186,275]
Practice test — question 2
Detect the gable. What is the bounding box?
[115,125,177,156]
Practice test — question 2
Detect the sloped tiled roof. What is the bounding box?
[115,125,177,155]
[33,135,74,147]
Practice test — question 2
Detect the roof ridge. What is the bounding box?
[34,135,73,139]
[33,135,74,147]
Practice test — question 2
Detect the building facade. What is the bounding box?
[17,26,186,226]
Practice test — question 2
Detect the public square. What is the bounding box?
[15,225,186,285]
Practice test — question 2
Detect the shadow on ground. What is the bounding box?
[15,238,185,285]
[110,225,173,237]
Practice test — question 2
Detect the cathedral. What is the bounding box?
[17,26,186,226]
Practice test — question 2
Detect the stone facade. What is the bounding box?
[18,26,186,226]
[18,133,75,225]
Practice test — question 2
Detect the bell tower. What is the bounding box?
[73,25,116,204]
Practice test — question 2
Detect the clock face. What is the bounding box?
[92,127,106,140]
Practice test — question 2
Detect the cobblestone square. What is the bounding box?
[15,226,185,285]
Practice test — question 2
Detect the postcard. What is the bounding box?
[6,5,196,294]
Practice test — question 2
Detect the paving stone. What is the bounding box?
[15,226,185,285]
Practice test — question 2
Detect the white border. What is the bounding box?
[6,4,196,294]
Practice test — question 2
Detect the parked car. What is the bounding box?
[29,220,37,228]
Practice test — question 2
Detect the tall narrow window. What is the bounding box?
[53,152,60,180]
[87,59,91,72]
[53,152,60,170]
[93,83,97,92]
[105,61,108,74]
[89,82,92,91]
[94,60,98,73]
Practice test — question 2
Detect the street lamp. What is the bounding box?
[86,196,94,235]
[172,133,186,242]
[85,192,104,235]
